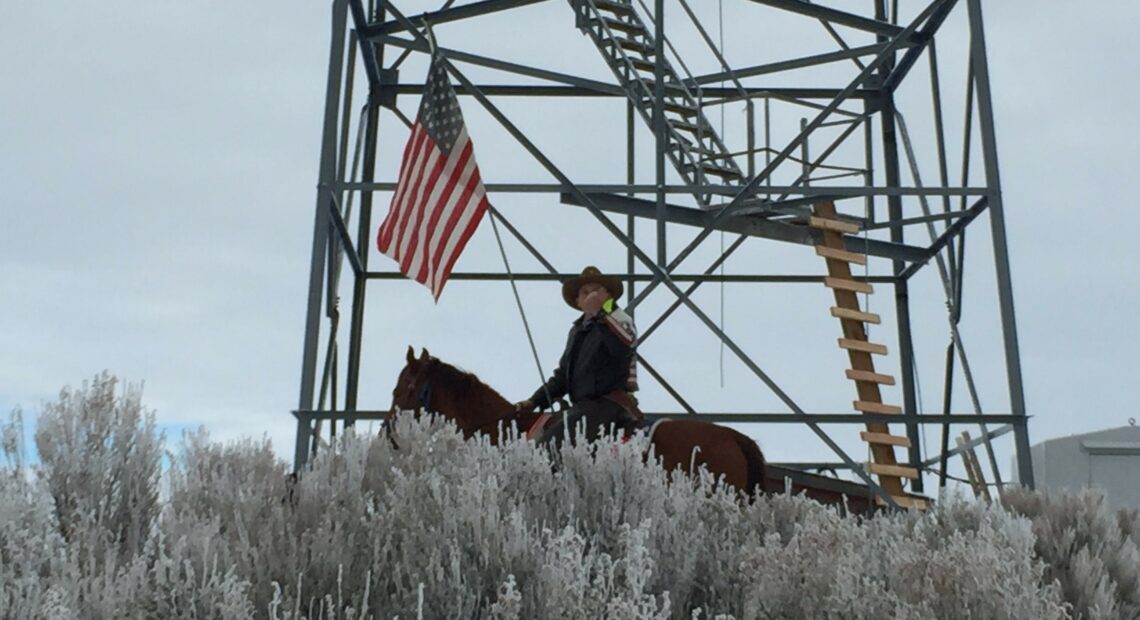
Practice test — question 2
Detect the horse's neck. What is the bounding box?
[465,392,514,429]
[430,367,513,431]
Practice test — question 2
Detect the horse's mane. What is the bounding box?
[427,359,510,411]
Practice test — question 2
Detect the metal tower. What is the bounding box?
[293,0,1035,505]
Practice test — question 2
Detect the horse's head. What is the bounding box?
[387,346,525,443]
[390,346,435,415]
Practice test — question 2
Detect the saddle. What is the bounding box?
[524,390,644,442]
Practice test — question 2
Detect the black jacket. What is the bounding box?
[530,308,636,409]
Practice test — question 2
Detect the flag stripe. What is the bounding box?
[407,137,473,282]
[379,132,429,254]
[394,145,443,264]
[376,53,489,300]
[427,149,481,287]
[387,129,437,255]
[418,138,476,284]
[378,125,429,252]
[431,170,487,295]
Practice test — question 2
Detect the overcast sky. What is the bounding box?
[3,1,1137,494]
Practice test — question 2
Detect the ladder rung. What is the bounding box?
[846,369,896,385]
[866,462,919,479]
[676,142,715,156]
[854,400,902,415]
[613,38,654,55]
[698,151,734,163]
[629,57,655,71]
[838,338,888,355]
[593,0,634,13]
[666,102,698,117]
[815,245,866,265]
[697,164,743,180]
[875,494,928,510]
[860,431,911,447]
[592,16,643,34]
[639,78,687,92]
[808,216,860,234]
[640,98,697,117]
[824,277,873,294]
[669,119,701,134]
[830,307,881,324]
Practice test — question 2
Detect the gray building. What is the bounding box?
[1014,423,1140,510]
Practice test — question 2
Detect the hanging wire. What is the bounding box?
[718,0,726,388]
[487,207,553,407]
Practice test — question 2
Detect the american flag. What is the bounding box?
[376,53,488,300]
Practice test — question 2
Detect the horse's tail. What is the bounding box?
[731,429,767,499]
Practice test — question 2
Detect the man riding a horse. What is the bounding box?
[387,266,766,499]
[514,266,644,445]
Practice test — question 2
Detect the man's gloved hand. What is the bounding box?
[514,399,536,413]
[580,289,608,317]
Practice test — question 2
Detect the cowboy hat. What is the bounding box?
[562,266,623,309]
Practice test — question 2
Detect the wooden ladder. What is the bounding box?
[956,431,992,502]
[812,201,927,510]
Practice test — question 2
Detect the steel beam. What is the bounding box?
[324,194,363,277]
[347,0,382,88]
[922,424,1014,467]
[967,0,1033,488]
[383,85,880,99]
[343,92,381,420]
[340,181,989,196]
[296,0,350,471]
[882,0,959,93]
[365,0,550,37]
[743,0,910,39]
[560,191,929,263]
[378,35,624,95]
[899,197,987,280]
[693,42,896,84]
[365,271,894,283]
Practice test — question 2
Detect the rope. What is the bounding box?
[487,207,553,408]
[717,0,726,389]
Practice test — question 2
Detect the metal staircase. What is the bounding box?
[571,0,745,204]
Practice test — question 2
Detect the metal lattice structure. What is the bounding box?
[293,0,1035,506]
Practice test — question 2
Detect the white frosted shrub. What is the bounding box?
[0,456,76,618]
[1002,487,1140,619]
[164,428,295,612]
[101,525,257,619]
[3,380,1123,619]
[33,372,163,568]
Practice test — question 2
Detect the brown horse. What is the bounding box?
[388,347,766,498]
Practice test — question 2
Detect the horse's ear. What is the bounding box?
[406,345,415,364]
[420,347,431,361]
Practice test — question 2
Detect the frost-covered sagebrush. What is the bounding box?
[1002,487,1140,619]
[0,374,1121,618]
[33,372,163,566]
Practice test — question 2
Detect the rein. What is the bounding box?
[384,379,435,451]
[418,381,434,413]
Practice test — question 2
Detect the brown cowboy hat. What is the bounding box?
[562,266,623,309]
